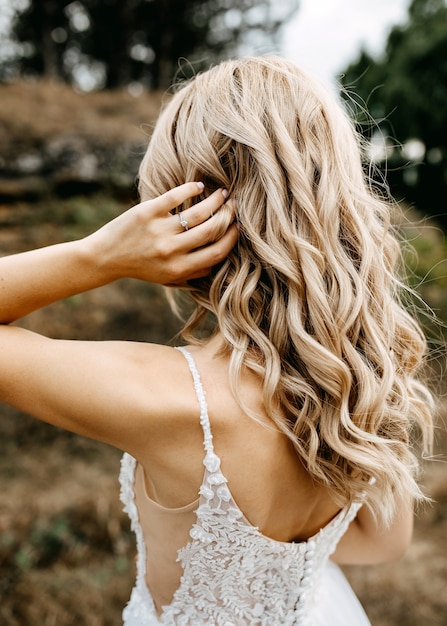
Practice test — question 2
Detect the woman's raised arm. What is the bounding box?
[0,183,236,323]
[0,183,237,452]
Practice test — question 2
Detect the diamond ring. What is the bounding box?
[178,212,188,231]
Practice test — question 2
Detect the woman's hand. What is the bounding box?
[83,182,237,285]
[0,182,237,323]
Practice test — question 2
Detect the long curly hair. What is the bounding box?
[139,56,433,525]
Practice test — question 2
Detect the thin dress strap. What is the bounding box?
[175,347,215,458]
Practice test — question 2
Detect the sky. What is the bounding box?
[282,0,411,90]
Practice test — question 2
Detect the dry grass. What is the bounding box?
[0,80,163,153]
[0,80,167,201]
[0,421,135,626]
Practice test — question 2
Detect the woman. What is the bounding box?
[0,56,433,625]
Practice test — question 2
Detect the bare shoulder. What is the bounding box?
[106,341,198,409]
[0,327,200,456]
[84,340,208,460]
[67,339,203,452]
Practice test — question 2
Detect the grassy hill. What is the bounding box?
[0,80,446,625]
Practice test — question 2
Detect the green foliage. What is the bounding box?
[340,0,447,230]
[17,516,72,570]
[26,193,123,238]
[1,0,299,89]
[399,211,447,343]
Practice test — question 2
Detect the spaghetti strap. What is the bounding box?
[175,347,215,459]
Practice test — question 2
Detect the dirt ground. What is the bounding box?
[0,197,446,624]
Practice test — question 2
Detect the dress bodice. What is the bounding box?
[119,347,363,625]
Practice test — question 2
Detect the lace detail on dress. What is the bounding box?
[119,347,363,625]
[161,447,361,626]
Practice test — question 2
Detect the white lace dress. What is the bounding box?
[119,347,371,625]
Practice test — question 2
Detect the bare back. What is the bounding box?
[135,337,341,545]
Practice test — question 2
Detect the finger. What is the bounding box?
[165,266,211,286]
[145,182,205,216]
[164,224,238,285]
[176,188,228,231]
[181,223,239,277]
[178,198,236,248]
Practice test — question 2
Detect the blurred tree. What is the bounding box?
[340,0,447,229]
[0,0,299,89]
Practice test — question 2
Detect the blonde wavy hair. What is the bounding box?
[139,56,433,525]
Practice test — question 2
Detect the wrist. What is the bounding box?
[77,231,121,286]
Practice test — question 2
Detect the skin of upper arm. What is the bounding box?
[331,500,414,565]
[0,326,177,455]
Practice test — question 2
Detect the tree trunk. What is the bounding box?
[34,0,60,79]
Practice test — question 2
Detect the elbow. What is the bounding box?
[366,517,414,564]
[379,528,413,563]
[378,542,410,564]
[333,510,414,565]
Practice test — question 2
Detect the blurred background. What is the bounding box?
[0,0,446,624]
